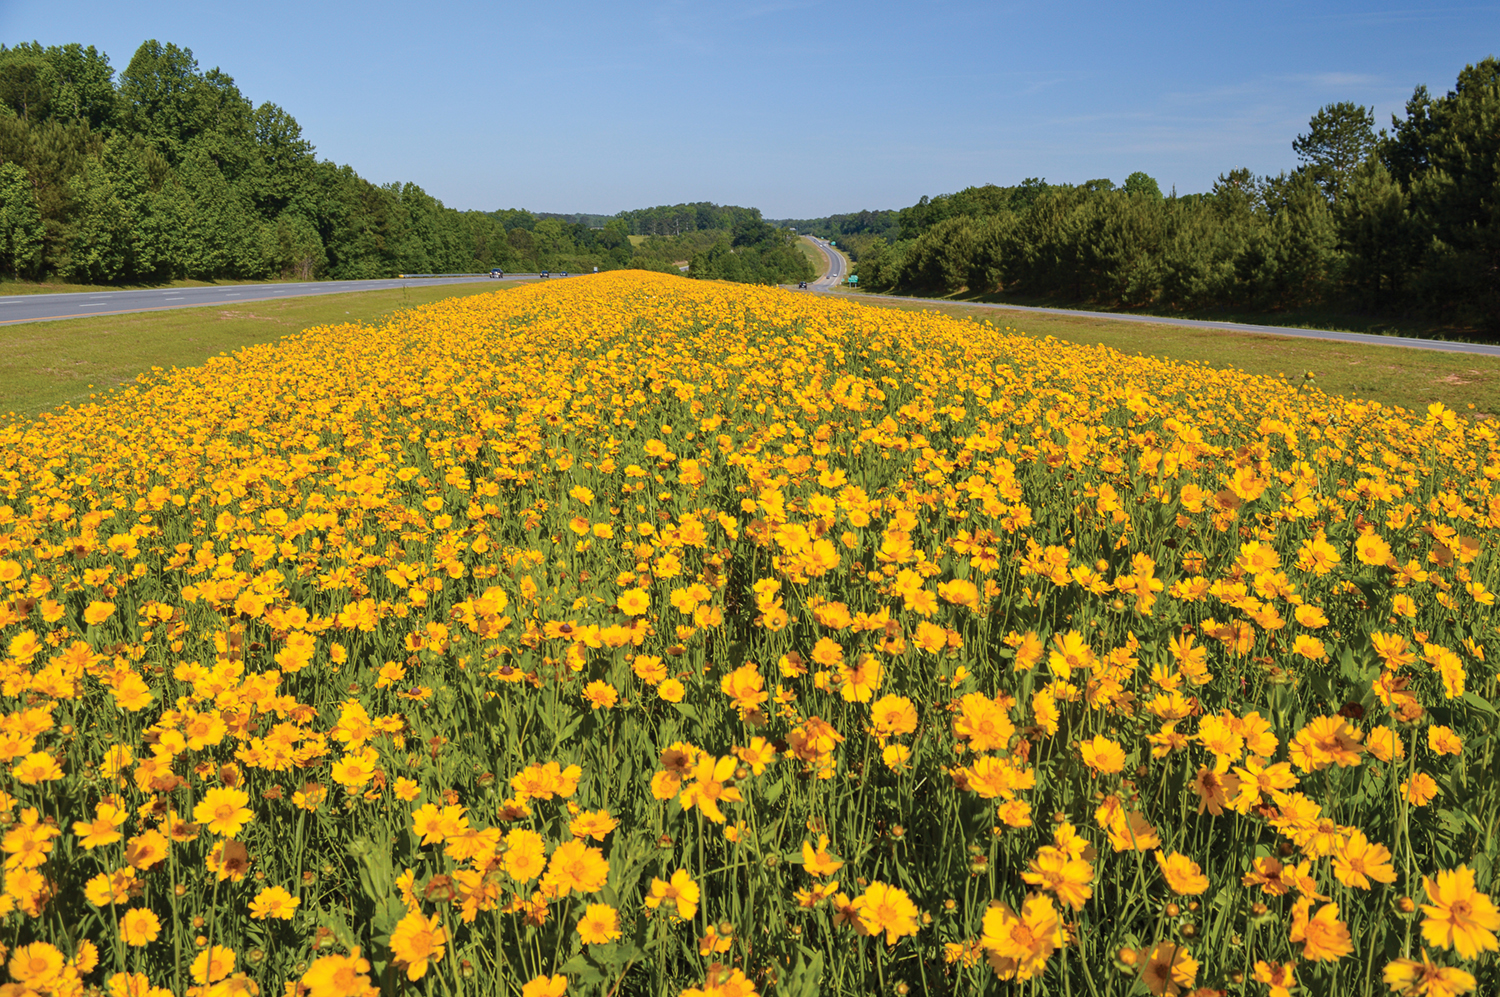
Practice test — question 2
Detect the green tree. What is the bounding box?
[1337,159,1416,308]
[901,215,981,292]
[118,41,252,168]
[532,217,575,266]
[1408,58,1500,328]
[261,211,325,280]
[62,152,129,281]
[1241,170,1341,308]
[1293,101,1377,203]
[248,102,313,217]
[0,48,54,123]
[175,145,262,277]
[45,44,116,128]
[0,161,44,277]
[1122,171,1163,200]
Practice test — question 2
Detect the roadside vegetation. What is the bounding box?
[0,43,807,287]
[781,58,1500,342]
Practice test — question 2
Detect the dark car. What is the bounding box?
[798,281,808,289]
[488,268,504,278]
[559,272,568,278]
[539,270,550,278]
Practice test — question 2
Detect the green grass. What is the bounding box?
[1,281,518,420]
[797,236,829,278]
[627,234,648,247]
[830,291,1500,418]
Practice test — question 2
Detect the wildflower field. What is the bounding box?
[1,271,1498,997]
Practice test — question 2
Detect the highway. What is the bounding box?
[796,237,1500,357]
[801,236,848,288]
[0,274,556,326]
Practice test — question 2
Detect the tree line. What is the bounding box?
[831,58,1499,334]
[0,40,808,286]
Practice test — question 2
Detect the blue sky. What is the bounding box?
[2,1,1494,217]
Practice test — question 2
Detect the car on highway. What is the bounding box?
[798,281,808,289]
[488,268,504,278]
[559,272,568,278]
[539,271,550,278]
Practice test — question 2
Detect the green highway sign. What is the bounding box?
[848,276,859,284]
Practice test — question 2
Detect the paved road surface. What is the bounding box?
[802,237,847,288]
[0,274,554,326]
[796,239,1499,357]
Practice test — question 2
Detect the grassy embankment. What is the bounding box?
[834,292,1500,418]
[0,281,514,419]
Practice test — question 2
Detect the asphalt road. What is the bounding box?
[0,274,557,326]
[796,239,1499,357]
[802,236,847,288]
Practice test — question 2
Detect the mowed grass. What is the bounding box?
[831,291,1500,418]
[797,236,829,278]
[0,281,518,419]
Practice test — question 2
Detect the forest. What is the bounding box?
[815,59,1500,334]
[0,40,810,286]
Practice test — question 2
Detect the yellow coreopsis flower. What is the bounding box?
[192,787,253,838]
[1155,852,1209,895]
[390,909,446,980]
[851,881,920,945]
[576,903,621,945]
[1420,867,1500,959]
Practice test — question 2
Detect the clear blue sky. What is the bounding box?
[3,1,1495,218]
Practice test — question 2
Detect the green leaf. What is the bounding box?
[553,711,584,745]
[1461,691,1498,717]
[559,952,606,987]
[347,837,405,937]
[781,947,825,997]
